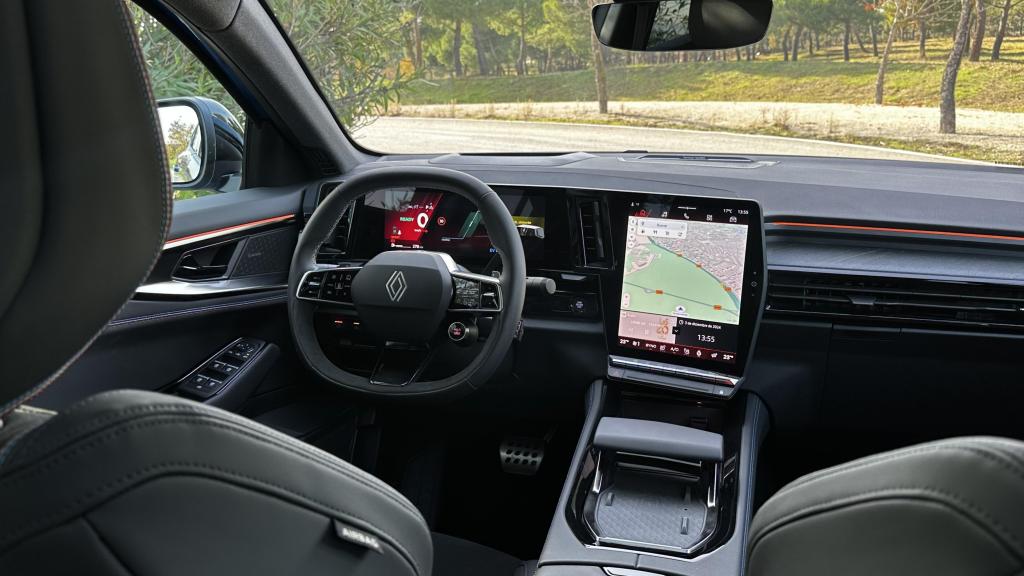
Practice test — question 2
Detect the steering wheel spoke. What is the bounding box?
[369,339,439,386]
[449,269,503,315]
[295,265,362,307]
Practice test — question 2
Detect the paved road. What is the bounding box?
[354,116,980,163]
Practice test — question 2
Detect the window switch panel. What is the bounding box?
[177,338,265,401]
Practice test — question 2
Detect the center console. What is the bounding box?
[538,191,768,575]
[538,383,768,576]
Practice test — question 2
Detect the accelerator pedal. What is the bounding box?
[499,435,546,476]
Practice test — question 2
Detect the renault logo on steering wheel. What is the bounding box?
[385,270,408,302]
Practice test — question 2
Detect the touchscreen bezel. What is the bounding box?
[603,193,766,379]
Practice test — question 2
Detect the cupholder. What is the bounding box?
[571,447,735,558]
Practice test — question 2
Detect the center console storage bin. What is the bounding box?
[536,382,769,576]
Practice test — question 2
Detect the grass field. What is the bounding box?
[386,37,1024,165]
[399,38,1024,113]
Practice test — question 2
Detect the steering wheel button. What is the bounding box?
[448,322,467,341]
[299,272,326,299]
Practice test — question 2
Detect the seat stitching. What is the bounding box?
[783,437,1024,491]
[772,442,1024,502]
[0,412,425,522]
[4,463,424,576]
[0,0,171,418]
[751,486,1024,561]
[81,516,137,576]
[2,402,424,520]
[0,390,157,461]
[6,401,199,462]
[9,401,253,462]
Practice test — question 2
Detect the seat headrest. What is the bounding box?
[0,0,171,415]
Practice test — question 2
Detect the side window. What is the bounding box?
[129,3,245,201]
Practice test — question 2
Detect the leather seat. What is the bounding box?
[749,437,1024,576]
[0,1,525,574]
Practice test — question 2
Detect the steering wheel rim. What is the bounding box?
[288,166,527,399]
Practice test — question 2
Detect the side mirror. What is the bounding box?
[157,97,243,191]
[592,0,772,52]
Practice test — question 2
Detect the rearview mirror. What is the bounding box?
[592,0,772,52]
[157,97,243,191]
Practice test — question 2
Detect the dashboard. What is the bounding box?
[316,179,768,397]
[300,152,1024,439]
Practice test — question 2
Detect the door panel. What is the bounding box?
[38,185,312,412]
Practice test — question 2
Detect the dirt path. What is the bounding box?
[354,117,987,163]
[383,101,1024,161]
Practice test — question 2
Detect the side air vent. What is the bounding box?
[767,271,1024,330]
[307,148,340,176]
[315,182,354,264]
[576,198,610,268]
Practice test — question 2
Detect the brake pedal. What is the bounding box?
[499,436,545,476]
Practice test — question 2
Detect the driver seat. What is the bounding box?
[0,2,527,575]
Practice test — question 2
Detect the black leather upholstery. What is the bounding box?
[0,0,171,416]
[0,2,442,575]
[0,390,433,575]
[749,437,1024,576]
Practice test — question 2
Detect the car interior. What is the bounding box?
[2,0,1023,575]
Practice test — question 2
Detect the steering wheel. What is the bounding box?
[288,167,527,399]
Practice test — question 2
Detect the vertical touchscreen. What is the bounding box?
[617,200,750,365]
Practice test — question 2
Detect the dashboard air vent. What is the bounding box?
[315,182,354,264]
[767,271,1024,330]
[576,198,609,268]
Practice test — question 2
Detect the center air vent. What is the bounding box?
[576,198,610,268]
[767,271,1024,330]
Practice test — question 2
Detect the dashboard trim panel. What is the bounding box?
[772,221,1024,243]
[164,214,296,250]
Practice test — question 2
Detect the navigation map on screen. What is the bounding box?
[617,200,749,365]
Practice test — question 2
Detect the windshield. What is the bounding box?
[267,0,1023,166]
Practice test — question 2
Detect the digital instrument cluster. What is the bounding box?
[363,187,546,263]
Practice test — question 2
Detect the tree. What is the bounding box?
[991,0,1024,59]
[940,0,973,133]
[968,0,987,60]
[873,0,947,103]
[130,4,242,121]
[585,0,609,113]
[918,17,928,58]
[421,0,471,77]
[829,0,879,62]
[268,0,412,129]
[874,1,901,103]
